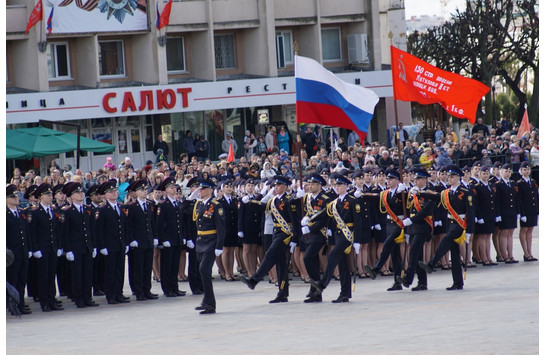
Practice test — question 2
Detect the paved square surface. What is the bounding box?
[6,227,539,354]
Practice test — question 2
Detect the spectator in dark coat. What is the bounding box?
[153,134,169,160]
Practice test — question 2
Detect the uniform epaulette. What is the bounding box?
[61,205,71,211]
[30,206,39,211]
[459,186,469,193]
[158,200,167,205]
[211,199,219,205]
[98,202,106,206]
[346,194,355,200]
[321,194,329,199]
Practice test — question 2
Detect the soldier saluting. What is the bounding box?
[193,178,225,314]
[419,165,475,290]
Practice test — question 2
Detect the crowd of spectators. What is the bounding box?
[9,120,539,209]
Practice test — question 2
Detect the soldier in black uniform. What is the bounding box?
[28,184,64,312]
[364,169,408,291]
[217,179,239,281]
[53,183,71,299]
[472,166,498,266]
[240,175,296,303]
[180,177,204,294]
[396,168,434,291]
[419,165,475,290]
[308,173,363,303]
[95,181,130,304]
[59,182,99,308]
[126,180,158,301]
[193,178,226,314]
[297,173,331,303]
[237,178,264,277]
[495,164,520,263]
[352,168,376,278]
[155,177,186,297]
[6,184,32,314]
[88,184,106,296]
[516,162,539,261]
[23,185,40,303]
[370,169,387,272]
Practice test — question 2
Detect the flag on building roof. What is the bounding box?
[390,45,490,124]
[295,55,379,143]
[25,0,43,35]
[155,0,161,29]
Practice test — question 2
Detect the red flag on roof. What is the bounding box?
[157,0,172,30]
[25,0,43,35]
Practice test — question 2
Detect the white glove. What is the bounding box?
[437,220,443,226]
[242,195,250,204]
[475,217,478,223]
[92,248,97,258]
[354,189,362,198]
[183,239,187,245]
[28,251,33,259]
[370,225,374,230]
[301,216,309,226]
[465,233,472,242]
[260,184,269,195]
[57,249,63,257]
[353,243,360,254]
[296,187,305,198]
[398,183,407,191]
[374,224,382,231]
[516,214,521,220]
[187,187,201,201]
[130,240,138,248]
[163,241,171,248]
[327,229,333,237]
[100,248,108,256]
[187,240,195,249]
[434,221,440,227]
[289,242,297,254]
[125,246,129,254]
[153,239,159,248]
[301,226,310,235]
[406,234,411,243]
[410,186,419,195]
[65,251,75,261]
[403,218,413,227]
[33,250,43,259]
[477,219,484,224]
[238,231,244,238]
[495,216,502,222]
[521,216,527,222]
[215,249,223,257]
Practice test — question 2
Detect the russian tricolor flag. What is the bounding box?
[46,7,53,35]
[295,55,379,142]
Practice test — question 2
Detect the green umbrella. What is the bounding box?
[6,126,115,160]
[6,146,29,160]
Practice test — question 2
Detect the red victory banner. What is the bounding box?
[390,46,490,124]
[25,0,43,34]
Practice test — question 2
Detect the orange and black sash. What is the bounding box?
[380,189,404,229]
[441,188,467,229]
[412,193,433,229]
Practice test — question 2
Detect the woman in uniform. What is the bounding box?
[516,162,538,261]
[495,164,520,263]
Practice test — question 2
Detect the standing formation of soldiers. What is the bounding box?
[6,160,539,314]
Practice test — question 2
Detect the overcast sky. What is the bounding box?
[405,0,466,18]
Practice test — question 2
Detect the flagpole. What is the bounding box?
[38,2,46,52]
[389,32,408,279]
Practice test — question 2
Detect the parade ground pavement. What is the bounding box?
[6,227,539,354]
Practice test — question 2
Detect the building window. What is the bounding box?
[46,42,71,79]
[214,34,235,69]
[275,30,293,68]
[321,28,342,62]
[98,40,125,77]
[166,37,186,73]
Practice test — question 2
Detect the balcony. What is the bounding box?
[6,5,27,36]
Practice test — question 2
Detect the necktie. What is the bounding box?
[114,205,119,215]
[80,206,84,214]
[47,208,52,218]
[14,210,18,218]
[143,203,147,212]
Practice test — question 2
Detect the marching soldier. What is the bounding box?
[193,178,226,314]
[364,169,408,291]
[298,173,331,303]
[309,172,363,303]
[240,175,296,303]
[6,184,32,314]
[396,168,434,291]
[28,183,64,312]
[217,179,239,281]
[95,180,130,304]
[59,182,99,308]
[419,165,475,290]
[126,180,159,301]
[516,162,538,261]
[155,177,187,297]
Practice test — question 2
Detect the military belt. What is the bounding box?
[197,230,217,235]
